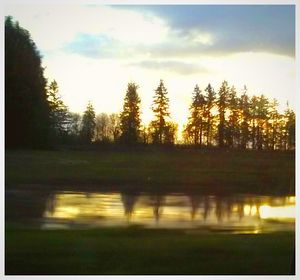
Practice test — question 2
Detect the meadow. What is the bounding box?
[5,148,295,195]
[5,148,295,275]
[5,227,295,275]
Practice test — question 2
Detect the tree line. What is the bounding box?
[46,79,295,150]
[5,16,295,150]
[183,82,295,150]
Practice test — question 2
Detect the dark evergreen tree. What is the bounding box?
[239,86,251,149]
[204,83,216,146]
[284,105,295,150]
[226,86,240,148]
[185,85,206,146]
[256,95,269,150]
[277,113,288,150]
[47,80,69,142]
[217,81,230,147]
[267,99,280,150]
[5,16,50,148]
[120,83,141,144]
[80,101,96,144]
[249,95,259,149]
[150,80,171,144]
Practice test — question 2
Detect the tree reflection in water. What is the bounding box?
[202,196,211,221]
[121,192,139,221]
[151,194,165,222]
[6,190,295,232]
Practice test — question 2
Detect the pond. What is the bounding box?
[6,189,295,233]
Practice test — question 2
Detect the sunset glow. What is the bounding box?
[5,4,295,134]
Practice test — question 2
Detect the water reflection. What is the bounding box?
[121,192,139,220]
[151,194,165,222]
[40,192,295,233]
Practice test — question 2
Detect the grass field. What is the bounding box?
[5,148,295,194]
[5,227,295,275]
[5,148,295,275]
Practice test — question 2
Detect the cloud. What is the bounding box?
[116,5,295,58]
[64,33,118,59]
[129,60,210,75]
[60,5,295,61]
[8,4,294,61]
[63,28,217,60]
[138,34,294,59]
[5,5,169,53]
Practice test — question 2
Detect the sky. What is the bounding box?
[5,4,295,133]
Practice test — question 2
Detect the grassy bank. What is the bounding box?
[5,149,295,194]
[5,227,294,275]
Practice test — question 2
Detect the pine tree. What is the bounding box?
[217,81,230,147]
[120,82,141,144]
[80,101,96,144]
[185,85,206,146]
[226,86,239,148]
[204,83,216,146]
[284,105,295,150]
[267,99,280,150]
[256,95,269,150]
[239,86,250,149]
[47,80,69,142]
[250,96,258,149]
[5,16,50,148]
[150,80,171,144]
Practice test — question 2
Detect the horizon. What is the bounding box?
[5,4,296,136]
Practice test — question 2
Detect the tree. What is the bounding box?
[109,113,121,142]
[150,80,171,144]
[249,95,258,149]
[80,102,96,144]
[284,105,295,150]
[226,86,240,148]
[256,95,269,150]
[5,16,50,148]
[249,94,269,150]
[47,80,69,142]
[185,85,206,146]
[66,112,81,143]
[94,112,121,143]
[164,121,178,145]
[141,124,150,144]
[217,81,230,147]
[95,113,110,142]
[267,99,280,150]
[204,83,216,146]
[120,83,142,144]
[239,86,251,149]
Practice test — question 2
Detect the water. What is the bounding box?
[6,189,295,233]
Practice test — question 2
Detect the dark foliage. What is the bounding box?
[150,80,176,144]
[120,83,141,145]
[80,102,96,144]
[47,80,69,144]
[183,81,295,151]
[5,16,50,149]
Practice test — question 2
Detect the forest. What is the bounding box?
[5,16,295,150]
[5,12,295,276]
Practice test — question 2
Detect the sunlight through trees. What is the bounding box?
[5,16,295,150]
